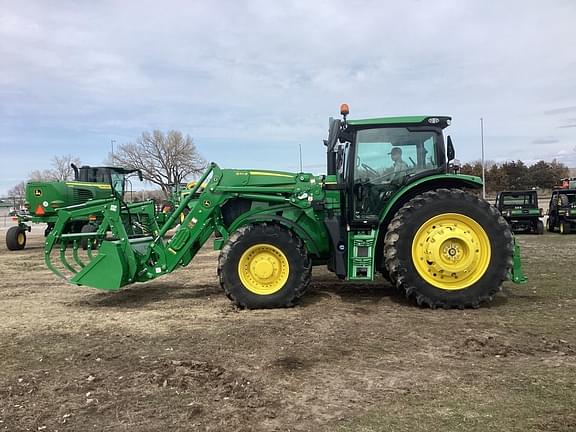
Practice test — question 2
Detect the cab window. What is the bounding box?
[353,127,440,218]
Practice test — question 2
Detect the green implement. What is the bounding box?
[44,107,527,309]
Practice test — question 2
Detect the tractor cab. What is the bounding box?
[325,105,454,227]
[71,164,143,198]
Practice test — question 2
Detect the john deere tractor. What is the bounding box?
[5,165,142,250]
[43,106,526,309]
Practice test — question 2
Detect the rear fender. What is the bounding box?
[378,175,483,230]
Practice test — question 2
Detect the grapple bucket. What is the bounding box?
[44,198,158,291]
[45,164,219,291]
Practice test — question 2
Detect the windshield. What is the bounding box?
[501,193,536,206]
[355,128,439,182]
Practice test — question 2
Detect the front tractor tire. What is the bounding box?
[218,223,311,309]
[384,188,513,309]
[6,226,27,251]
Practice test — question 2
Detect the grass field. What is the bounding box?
[0,229,574,431]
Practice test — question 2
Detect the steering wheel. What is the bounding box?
[361,163,379,176]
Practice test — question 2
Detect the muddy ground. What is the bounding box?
[0,228,574,432]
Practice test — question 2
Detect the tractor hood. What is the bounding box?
[214,168,325,209]
[25,180,113,216]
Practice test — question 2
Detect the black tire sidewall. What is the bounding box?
[392,192,511,307]
[6,226,26,250]
[219,225,309,308]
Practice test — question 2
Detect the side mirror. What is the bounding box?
[447,136,455,162]
[137,170,143,182]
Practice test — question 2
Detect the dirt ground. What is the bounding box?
[0,227,574,432]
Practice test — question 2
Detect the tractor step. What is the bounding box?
[347,230,377,281]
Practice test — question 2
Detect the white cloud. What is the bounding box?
[1,0,576,194]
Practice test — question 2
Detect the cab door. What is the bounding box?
[349,127,441,225]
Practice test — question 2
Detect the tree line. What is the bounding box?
[460,159,570,192]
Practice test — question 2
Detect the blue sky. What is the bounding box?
[1,0,576,195]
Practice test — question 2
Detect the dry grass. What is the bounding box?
[0,230,574,431]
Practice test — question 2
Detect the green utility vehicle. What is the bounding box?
[495,190,544,234]
[43,106,526,309]
[5,165,142,250]
[547,189,576,234]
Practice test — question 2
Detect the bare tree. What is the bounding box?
[109,130,206,194]
[50,154,81,181]
[7,181,26,207]
[29,154,81,181]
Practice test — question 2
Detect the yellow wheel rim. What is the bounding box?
[238,244,289,295]
[560,223,564,234]
[17,232,25,246]
[411,213,491,291]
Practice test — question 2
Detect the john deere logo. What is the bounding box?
[34,189,42,197]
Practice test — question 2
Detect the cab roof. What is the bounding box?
[499,190,537,195]
[346,116,451,128]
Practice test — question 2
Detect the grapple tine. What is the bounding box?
[72,239,85,268]
[45,247,66,280]
[59,241,78,274]
[86,241,94,260]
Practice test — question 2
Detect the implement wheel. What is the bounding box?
[218,223,311,309]
[6,226,26,251]
[560,221,571,235]
[384,188,513,309]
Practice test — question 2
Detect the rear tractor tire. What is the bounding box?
[384,188,513,309]
[218,223,311,309]
[6,226,27,251]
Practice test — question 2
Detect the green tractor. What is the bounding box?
[43,106,526,309]
[5,165,142,250]
[495,190,544,234]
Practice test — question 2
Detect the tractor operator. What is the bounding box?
[389,147,408,182]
